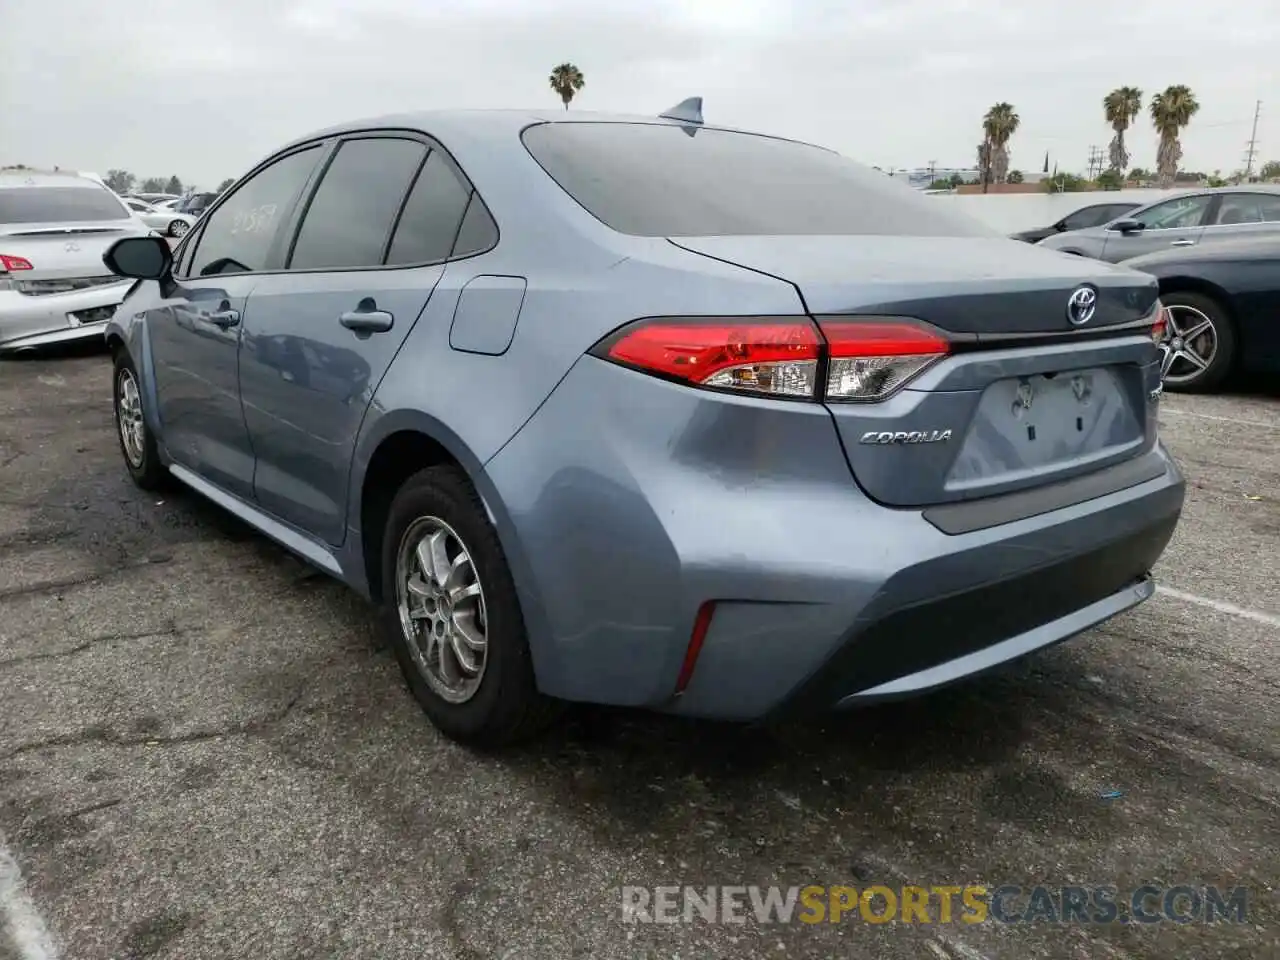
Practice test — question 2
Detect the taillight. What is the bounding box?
[818,320,950,402]
[591,316,949,402]
[0,254,33,271]
[592,317,823,399]
[1151,302,1168,344]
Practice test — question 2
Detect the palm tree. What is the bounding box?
[1103,86,1142,177]
[1150,85,1200,187]
[548,63,585,110]
[981,103,1020,190]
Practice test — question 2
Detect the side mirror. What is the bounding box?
[1052,220,1069,232]
[1109,219,1143,235]
[103,236,172,280]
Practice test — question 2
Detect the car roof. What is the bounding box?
[273,107,824,157]
[0,169,104,190]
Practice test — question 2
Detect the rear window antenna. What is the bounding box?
[659,97,703,126]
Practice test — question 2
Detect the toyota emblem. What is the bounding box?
[1066,285,1097,326]
[64,241,81,253]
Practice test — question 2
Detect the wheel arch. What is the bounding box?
[349,410,553,685]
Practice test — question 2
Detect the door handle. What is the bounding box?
[206,308,240,328]
[1170,239,1196,246]
[339,309,394,334]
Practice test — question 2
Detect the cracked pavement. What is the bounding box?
[0,347,1277,960]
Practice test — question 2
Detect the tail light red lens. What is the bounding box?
[0,254,34,271]
[593,317,823,399]
[592,316,949,402]
[818,320,950,402]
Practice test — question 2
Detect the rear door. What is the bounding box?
[238,134,474,545]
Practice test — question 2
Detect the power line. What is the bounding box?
[1242,100,1262,181]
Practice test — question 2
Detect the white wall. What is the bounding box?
[927,189,1188,233]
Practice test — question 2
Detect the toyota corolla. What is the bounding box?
[99,102,1185,745]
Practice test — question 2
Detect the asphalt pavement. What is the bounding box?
[0,348,1276,959]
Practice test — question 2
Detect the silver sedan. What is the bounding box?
[122,197,195,238]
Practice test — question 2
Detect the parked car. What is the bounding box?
[122,197,195,238]
[174,192,218,217]
[129,192,180,206]
[1125,235,1280,392]
[1,170,153,353]
[1039,186,1280,262]
[100,104,1185,745]
[1010,201,1142,243]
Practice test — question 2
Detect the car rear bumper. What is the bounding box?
[0,283,129,352]
[483,355,1185,720]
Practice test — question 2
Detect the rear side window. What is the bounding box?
[1213,193,1280,225]
[451,194,499,258]
[0,185,129,224]
[385,151,475,265]
[521,122,994,238]
[290,138,428,270]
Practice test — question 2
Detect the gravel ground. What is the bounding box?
[1,347,1276,960]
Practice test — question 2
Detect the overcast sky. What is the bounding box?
[2,0,1274,188]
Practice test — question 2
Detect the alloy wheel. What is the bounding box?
[116,369,146,468]
[1159,304,1217,386]
[395,516,489,704]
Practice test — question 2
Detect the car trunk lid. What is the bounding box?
[0,221,144,288]
[672,234,1163,509]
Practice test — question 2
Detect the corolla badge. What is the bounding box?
[1067,285,1098,326]
[859,429,953,445]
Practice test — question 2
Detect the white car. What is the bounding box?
[1,170,153,352]
[122,197,195,237]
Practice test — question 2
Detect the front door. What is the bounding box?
[1101,193,1213,262]
[238,137,475,545]
[147,145,325,499]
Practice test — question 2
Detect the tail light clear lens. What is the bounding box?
[592,316,949,402]
[1150,302,1168,344]
[818,320,950,402]
[593,317,823,399]
[0,254,34,271]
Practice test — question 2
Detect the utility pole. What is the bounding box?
[1086,145,1104,179]
[927,159,937,187]
[1242,100,1262,181]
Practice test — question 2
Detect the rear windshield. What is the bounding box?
[521,122,995,238]
[0,185,129,224]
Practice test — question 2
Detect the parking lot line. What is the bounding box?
[1156,585,1280,629]
[0,839,58,960]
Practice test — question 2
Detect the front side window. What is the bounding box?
[289,137,427,271]
[0,185,130,224]
[1132,195,1212,230]
[521,121,996,238]
[186,147,322,277]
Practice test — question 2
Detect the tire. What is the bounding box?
[1158,291,1236,394]
[167,219,190,238]
[379,465,557,747]
[112,351,167,490]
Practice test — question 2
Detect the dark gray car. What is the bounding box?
[1039,186,1280,262]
